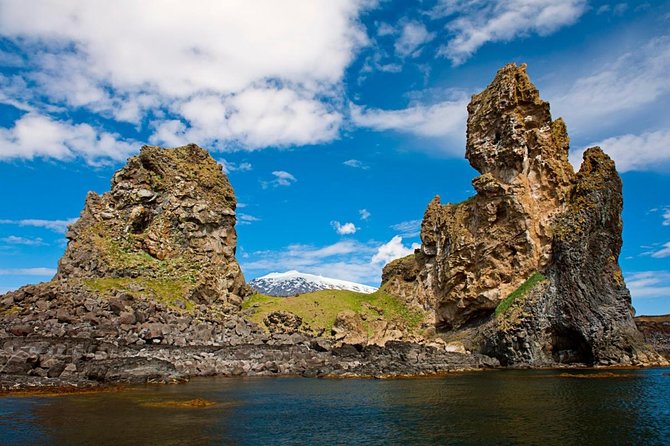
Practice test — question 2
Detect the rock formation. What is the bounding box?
[382,63,666,366]
[57,143,249,309]
[0,144,496,389]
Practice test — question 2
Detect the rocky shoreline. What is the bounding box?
[0,335,500,392]
[4,334,665,394]
[2,64,667,392]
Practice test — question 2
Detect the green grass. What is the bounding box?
[242,289,425,336]
[84,277,195,312]
[495,272,546,317]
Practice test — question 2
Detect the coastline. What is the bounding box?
[2,333,667,394]
[2,362,668,397]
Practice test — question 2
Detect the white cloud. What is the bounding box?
[571,129,670,173]
[663,208,670,226]
[394,21,435,57]
[0,236,45,246]
[626,271,670,298]
[371,236,419,264]
[350,94,469,153]
[0,113,137,164]
[0,218,77,233]
[651,242,670,259]
[218,159,252,174]
[331,221,358,235]
[0,267,56,276]
[238,213,261,225]
[390,219,422,238]
[552,36,670,133]
[154,87,343,150]
[271,170,297,187]
[359,209,371,220]
[0,0,371,159]
[433,0,587,65]
[343,159,368,169]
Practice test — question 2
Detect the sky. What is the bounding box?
[0,0,669,315]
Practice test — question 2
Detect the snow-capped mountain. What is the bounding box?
[248,271,378,296]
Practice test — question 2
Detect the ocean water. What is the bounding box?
[1,368,669,445]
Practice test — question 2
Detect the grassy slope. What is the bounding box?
[242,289,425,336]
[495,272,547,317]
[85,277,196,312]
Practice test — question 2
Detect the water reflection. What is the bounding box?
[0,369,668,446]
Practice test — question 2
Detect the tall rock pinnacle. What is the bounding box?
[387,63,575,328]
[382,64,665,366]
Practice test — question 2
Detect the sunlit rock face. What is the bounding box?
[383,64,666,366]
[385,63,574,329]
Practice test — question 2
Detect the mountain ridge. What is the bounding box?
[249,270,377,296]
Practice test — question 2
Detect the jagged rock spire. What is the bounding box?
[382,63,665,366]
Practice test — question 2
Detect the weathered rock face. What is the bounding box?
[0,144,254,353]
[382,63,665,366]
[385,63,574,329]
[57,144,249,308]
[483,148,665,366]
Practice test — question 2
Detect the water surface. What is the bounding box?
[1,368,668,445]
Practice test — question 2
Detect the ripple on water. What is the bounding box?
[0,368,668,446]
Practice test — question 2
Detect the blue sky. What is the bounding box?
[1,0,669,315]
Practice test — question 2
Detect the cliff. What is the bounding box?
[382,64,666,367]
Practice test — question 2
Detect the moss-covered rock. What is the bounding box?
[57,144,250,311]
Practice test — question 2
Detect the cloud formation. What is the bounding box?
[394,21,435,57]
[218,159,252,174]
[331,221,358,235]
[371,235,419,264]
[0,113,137,164]
[553,36,670,135]
[0,218,77,234]
[651,242,670,259]
[0,267,56,276]
[238,213,261,225]
[350,94,469,153]
[390,219,422,238]
[626,271,670,299]
[433,0,587,65]
[0,0,370,159]
[343,159,368,169]
[572,129,670,173]
[0,236,45,246]
[271,171,297,187]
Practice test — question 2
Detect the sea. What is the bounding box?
[1,368,669,445]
